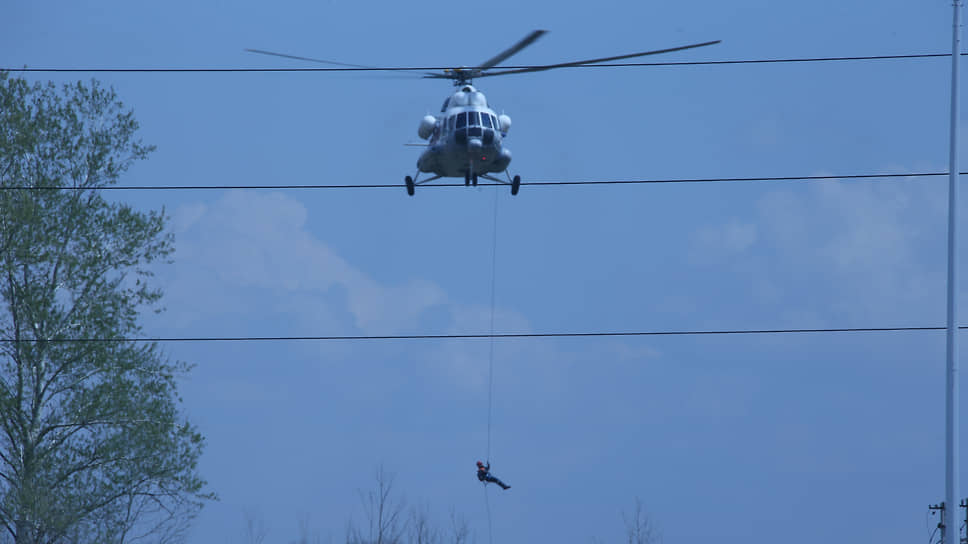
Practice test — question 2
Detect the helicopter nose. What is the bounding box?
[468,138,483,150]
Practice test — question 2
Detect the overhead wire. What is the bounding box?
[4,52,964,73]
[0,171,958,192]
[0,325,956,344]
[1,51,963,349]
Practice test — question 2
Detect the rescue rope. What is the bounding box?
[486,187,499,463]
[484,188,499,544]
[484,482,493,544]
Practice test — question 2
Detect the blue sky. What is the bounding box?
[4,1,967,542]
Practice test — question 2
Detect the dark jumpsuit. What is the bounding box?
[477,462,510,489]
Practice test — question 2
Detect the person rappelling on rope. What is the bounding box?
[476,461,511,490]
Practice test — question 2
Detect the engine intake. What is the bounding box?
[417,115,436,139]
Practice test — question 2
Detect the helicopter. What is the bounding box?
[247,31,720,196]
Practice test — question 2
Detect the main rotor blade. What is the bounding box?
[477,30,548,71]
[477,39,721,78]
[244,48,376,69]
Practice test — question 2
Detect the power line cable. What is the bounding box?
[4,52,964,73]
[0,325,955,344]
[0,171,956,192]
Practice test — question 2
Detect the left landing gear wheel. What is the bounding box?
[511,175,521,196]
[405,176,415,196]
[472,173,478,187]
[464,172,471,186]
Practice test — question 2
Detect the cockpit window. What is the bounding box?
[481,114,493,129]
[456,112,467,129]
[468,111,480,127]
[449,116,456,132]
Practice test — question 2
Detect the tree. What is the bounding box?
[344,468,469,544]
[241,510,268,544]
[346,466,407,544]
[0,72,212,544]
[590,498,660,544]
[405,506,469,544]
[621,498,659,544]
[292,513,325,544]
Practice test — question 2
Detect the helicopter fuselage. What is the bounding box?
[416,85,512,179]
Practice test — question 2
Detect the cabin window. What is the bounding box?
[456,112,467,129]
[468,111,480,127]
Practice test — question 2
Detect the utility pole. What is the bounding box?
[961,499,968,543]
[931,503,946,544]
[947,2,963,544]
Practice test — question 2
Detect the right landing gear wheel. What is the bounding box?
[464,172,471,186]
[472,174,478,186]
[405,176,415,196]
[511,175,521,195]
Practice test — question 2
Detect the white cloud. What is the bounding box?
[762,179,942,317]
[692,175,947,324]
[692,220,758,263]
[154,191,666,394]
[154,191,591,392]
[171,202,207,233]
[161,191,448,335]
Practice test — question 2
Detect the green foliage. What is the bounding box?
[0,72,213,544]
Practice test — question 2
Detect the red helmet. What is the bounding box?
[476,461,484,467]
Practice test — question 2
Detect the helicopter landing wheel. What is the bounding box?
[464,172,471,186]
[511,175,521,196]
[472,174,478,186]
[405,175,415,196]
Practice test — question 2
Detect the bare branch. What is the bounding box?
[622,498,660,544]
[241,509,267,544]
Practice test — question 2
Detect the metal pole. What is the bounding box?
[946,2,962,544]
